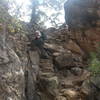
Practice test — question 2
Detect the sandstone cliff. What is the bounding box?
[64,0,100,55]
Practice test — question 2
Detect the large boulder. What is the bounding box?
[0,45,25,100]
[64,0,100,29]
[65,40,85,56]
[38,73,59,100]
[81,76,100,100]
[60,89,80,100]
[64,0,100,54]
[55,52,83,69]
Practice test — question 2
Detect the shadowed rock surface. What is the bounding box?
[64,0,100,55]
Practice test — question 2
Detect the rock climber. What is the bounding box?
[34,30,49,58]
[29,30,48,59]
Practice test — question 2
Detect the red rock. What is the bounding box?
[65,40,84,56]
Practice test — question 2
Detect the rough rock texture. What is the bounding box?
[25,51,39,100]
[0,24,25,100]
[0,45,25,100]
[37,26,99,100]
[34,0,100,100]
[0,23,40,100]
[81,76,100,100]
[34,27,90,100]
[64,0,100,55]
[0,0,100,100]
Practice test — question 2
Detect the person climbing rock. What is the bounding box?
[33,30,49,58]
[32,30,49,59]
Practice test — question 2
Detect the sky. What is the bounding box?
[9,0,65,28]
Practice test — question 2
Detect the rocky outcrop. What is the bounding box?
[0,24,25,100]
[0,0,100,100]
[0,22,40,100]
[64,0,100,55]
[25,51,39,100]
[81,76,100,100]
[33,0,100,100]
[34,27,90,100]
[0,46,25,100]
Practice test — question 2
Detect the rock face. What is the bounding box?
[0,24,25,100]
[0,46,25,100]
[25,51,39,100]
[55,52,83,69]
[64,0,100,54]
[64,0,100,29]
[0,0,100,100]
[0,23,40,100]
[34,0,100,100]
[35,28,90,100]
[81,76,100,100]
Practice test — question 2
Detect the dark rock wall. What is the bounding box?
[64,0,100,55]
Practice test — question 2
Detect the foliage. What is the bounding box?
[8,18,23,34]
[88,46,100,76]
[0,0,66,34]
[30,0,66,28]
[1,0,66,29]
[0,0,10,23]
[0,0,28,35]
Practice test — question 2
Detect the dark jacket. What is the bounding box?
[33,31,46,46]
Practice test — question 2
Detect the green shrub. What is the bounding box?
[88,48,100,76]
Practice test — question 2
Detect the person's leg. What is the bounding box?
[38,45,49,59]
